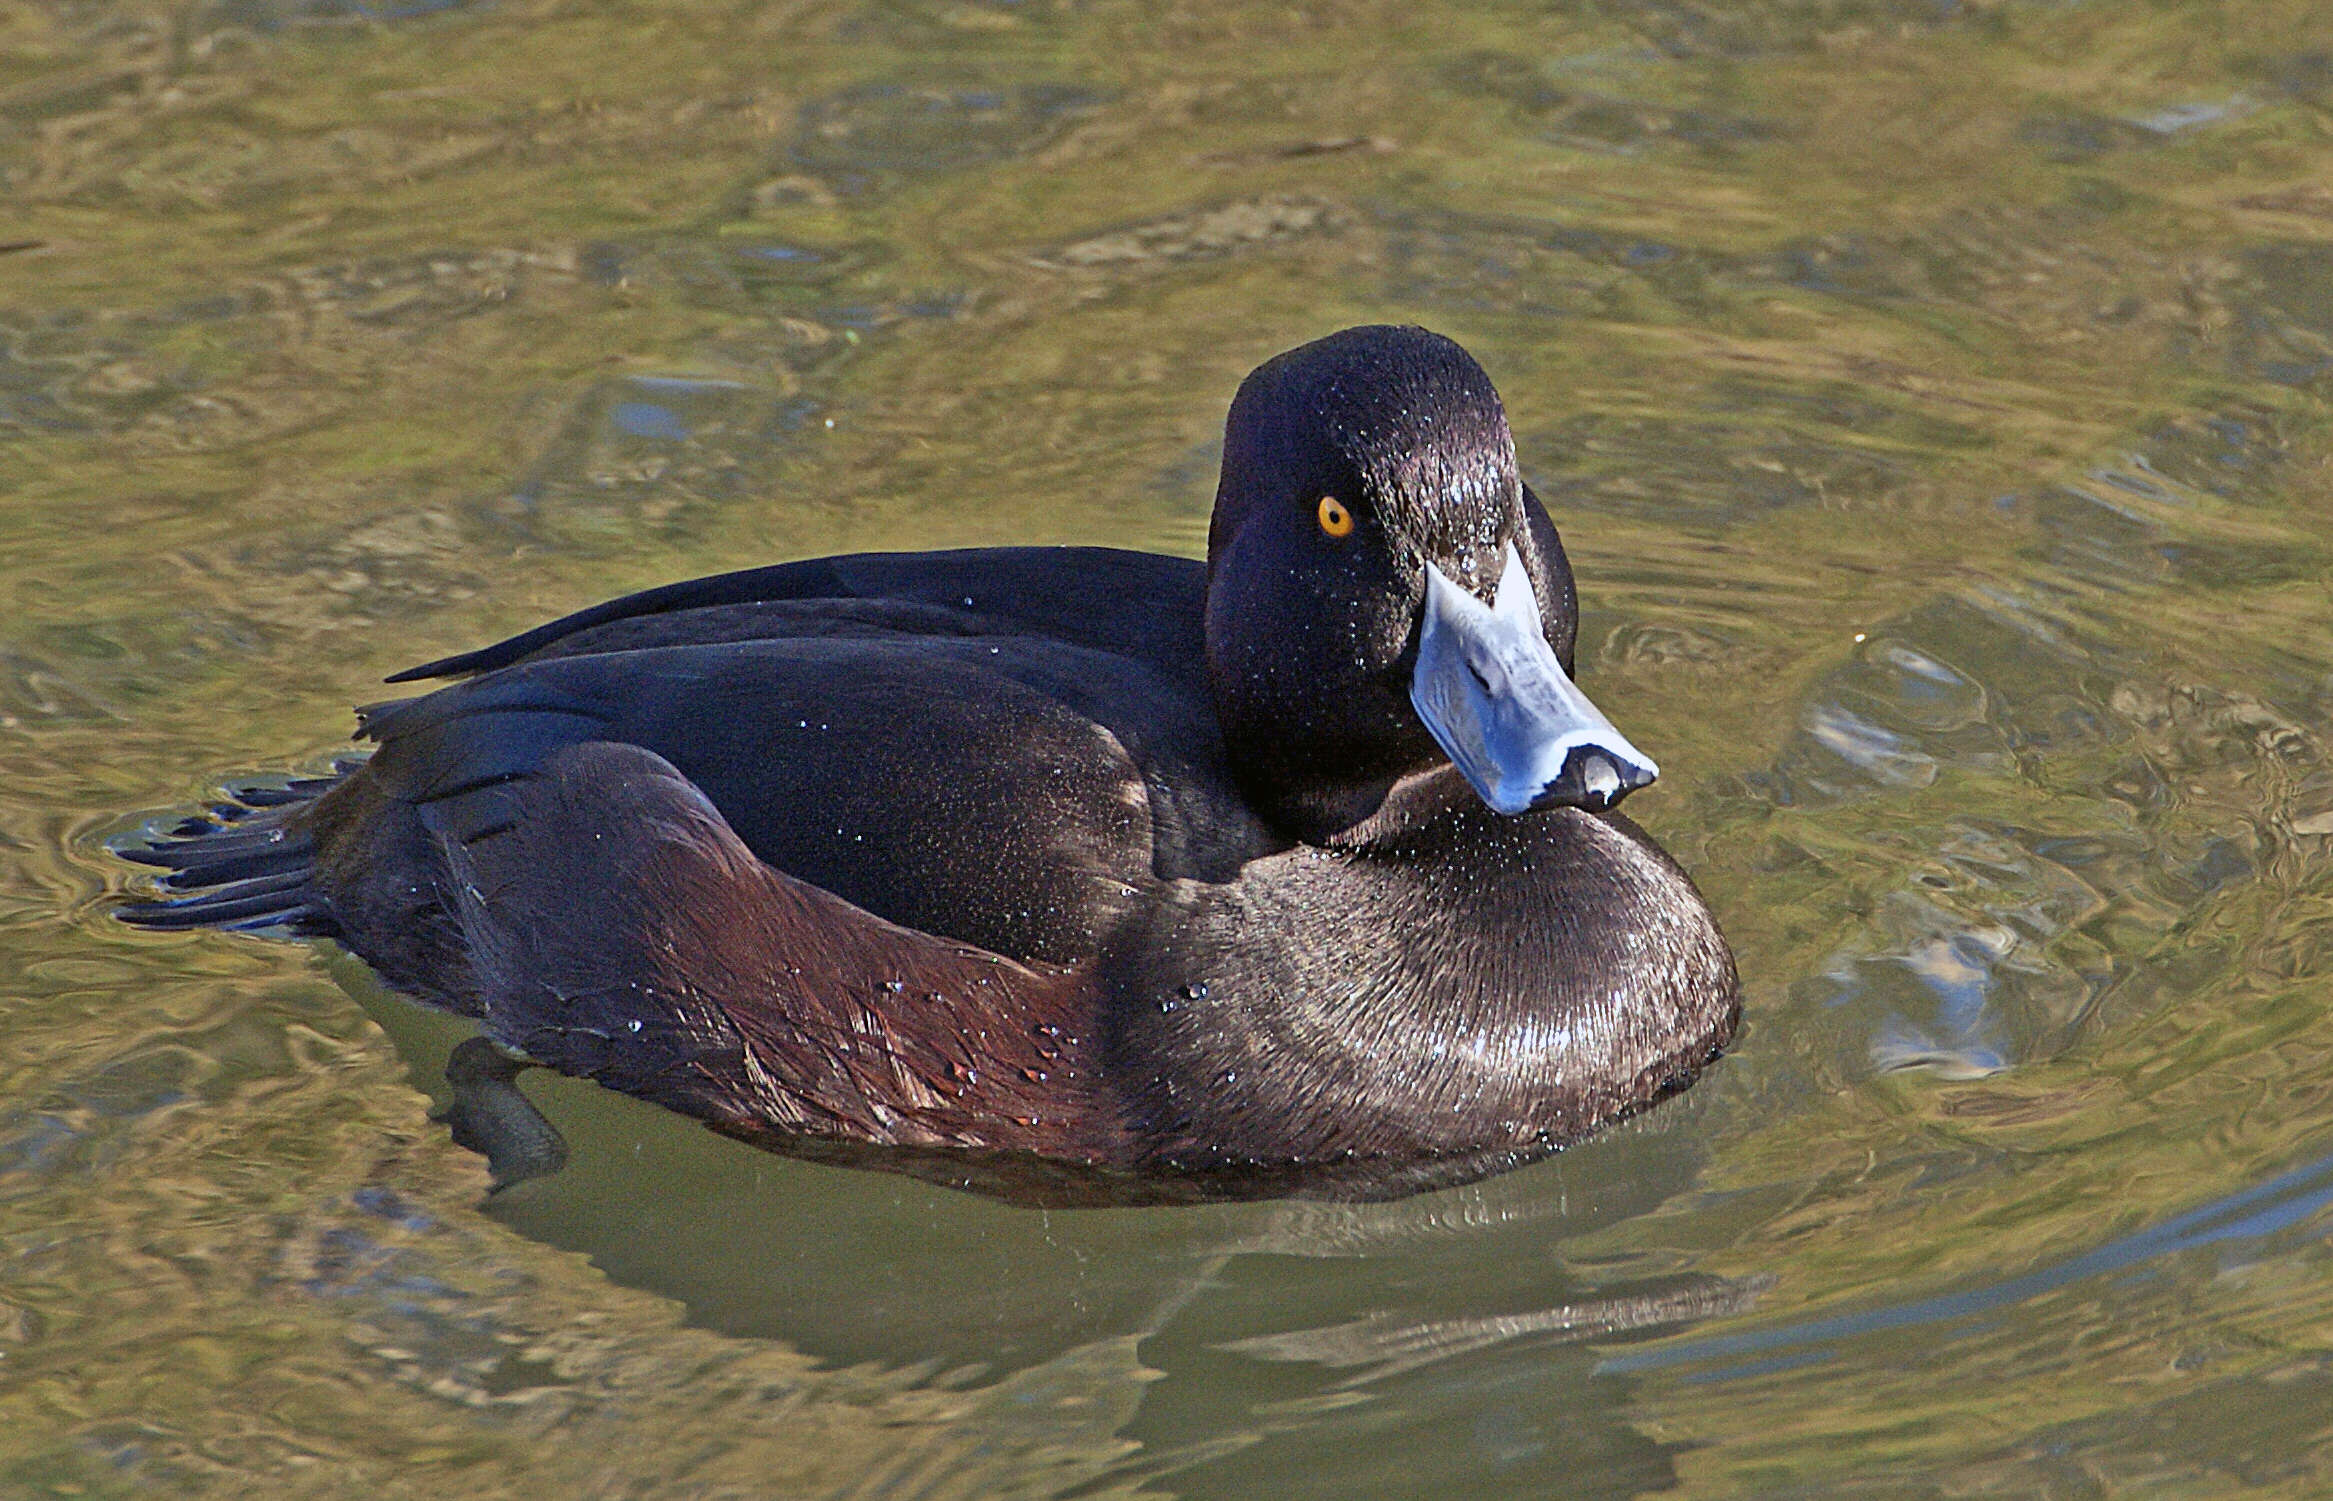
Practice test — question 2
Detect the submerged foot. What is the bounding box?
[435,1035,570,1190]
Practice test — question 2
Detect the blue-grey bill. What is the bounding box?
[1409,544,1659,815]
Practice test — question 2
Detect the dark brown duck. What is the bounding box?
[121,326,1739,1205]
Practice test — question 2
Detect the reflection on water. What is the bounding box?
[1607,1140,2333,1381]
[8,0,2333,1494]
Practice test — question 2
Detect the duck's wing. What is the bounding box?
[359,631,1268,959]
[434,738,1127,1159]
[387,546,1206,685]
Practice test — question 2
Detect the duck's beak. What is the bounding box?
[1410,543,1658,815]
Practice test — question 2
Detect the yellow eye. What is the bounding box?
[1317,496,1354,538]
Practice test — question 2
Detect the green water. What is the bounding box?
[6,0,2333,1493]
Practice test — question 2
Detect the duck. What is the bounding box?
[121,325,1739,1205]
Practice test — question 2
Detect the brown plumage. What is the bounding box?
[452,742,1122,1159]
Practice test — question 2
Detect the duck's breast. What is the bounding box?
[1096,801,1739,1167]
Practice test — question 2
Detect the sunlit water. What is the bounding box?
[6,0,2333,1494]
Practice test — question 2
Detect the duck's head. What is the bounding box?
[1205,325,1657,839]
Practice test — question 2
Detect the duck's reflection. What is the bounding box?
[358,968,1765,1497]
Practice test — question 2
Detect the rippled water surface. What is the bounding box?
[7,0,2333,1494]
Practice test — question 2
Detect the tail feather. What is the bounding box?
[116,774,344,935]
[153,837,315,891]
[221,775,340,809]
[120,824,312,873]
[121,872,318,931]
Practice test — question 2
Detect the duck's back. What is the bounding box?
[359,547,1282,967]
[392,546,1216,688]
